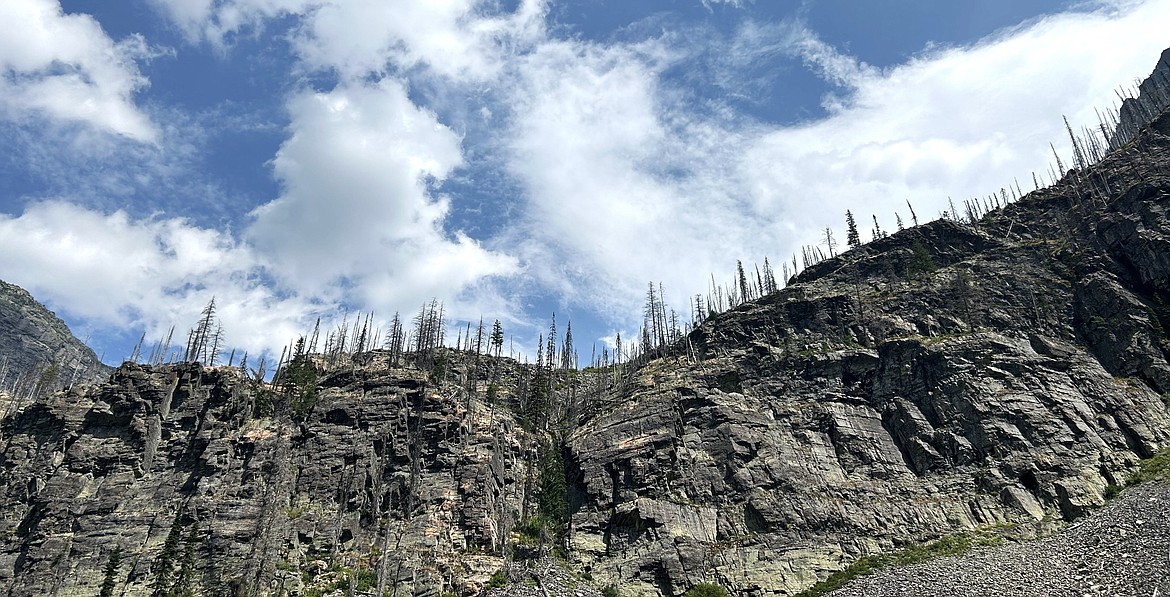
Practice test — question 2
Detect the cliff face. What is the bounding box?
[565,85,1170,595]
[0,279,110,395]
[0,356,536,596]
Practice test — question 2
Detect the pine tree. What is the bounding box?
[762,258,778,295]
[183,298,218,364]
[490,320,504,358]
[736,262,750,304]
[560,322,574,370]
[537,442,568,532]
[99,547,122,597]
[845,210,861,248]
[152,513,185,596]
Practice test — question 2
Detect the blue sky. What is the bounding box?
[0,0,1168,366]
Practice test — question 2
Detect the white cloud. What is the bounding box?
[10,0,1170,360]
[502,0,1170,331]
[0,201,309,357]
[701,0,745,8]
[0,0,156,142]
[741,0,1170,236]
[149,0,547,81]
[246,78,519,321]
[506,39,768,319]
[295,0,546,81]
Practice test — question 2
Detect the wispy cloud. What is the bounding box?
[148,0,548,82]
[501,0,1170,330]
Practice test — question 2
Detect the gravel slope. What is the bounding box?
[831,483,1170,597]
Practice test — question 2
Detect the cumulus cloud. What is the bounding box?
[0,201,310,356]
[8,0,1170,361]
[246,79,519,320]
[294,0,546,81]
[0,0,157,141]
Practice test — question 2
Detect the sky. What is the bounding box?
[0,0,1168,367]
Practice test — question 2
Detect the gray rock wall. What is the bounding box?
[0,356,534,596]
[0,279,110,398]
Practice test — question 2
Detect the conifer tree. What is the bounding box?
[99,547,122,597]
[736,261,750,304]
[560,322,574,370]
[489,319,504,360]
[845,210,861,248]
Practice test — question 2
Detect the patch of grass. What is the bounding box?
[1128,447,1170,485]
[793,531,1002,597]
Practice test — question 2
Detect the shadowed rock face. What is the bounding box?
[0,279,110,394]
[565,90,1170,597]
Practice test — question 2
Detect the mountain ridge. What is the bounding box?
[0,279,111,400]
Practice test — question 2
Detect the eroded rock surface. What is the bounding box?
[0,357,534,596]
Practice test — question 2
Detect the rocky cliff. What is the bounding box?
[563,63,1170,595]
[0,354,541,596]
[2,51,1170,597]
[0,279,110,399]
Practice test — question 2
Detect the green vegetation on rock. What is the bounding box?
[1129,447,1170,485]
[793,531,1003,597]
[683,582,730,597]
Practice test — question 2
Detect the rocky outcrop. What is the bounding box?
[0,279,109,396]
[0,356,535,596]
[1114,46,1170,147]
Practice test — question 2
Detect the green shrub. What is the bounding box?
[1104,484,1123,499]
[906,240,937,278]
[683,582,730,597]
[355,569,377,592]
[602,585,620,597]
[486,570,508,589]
